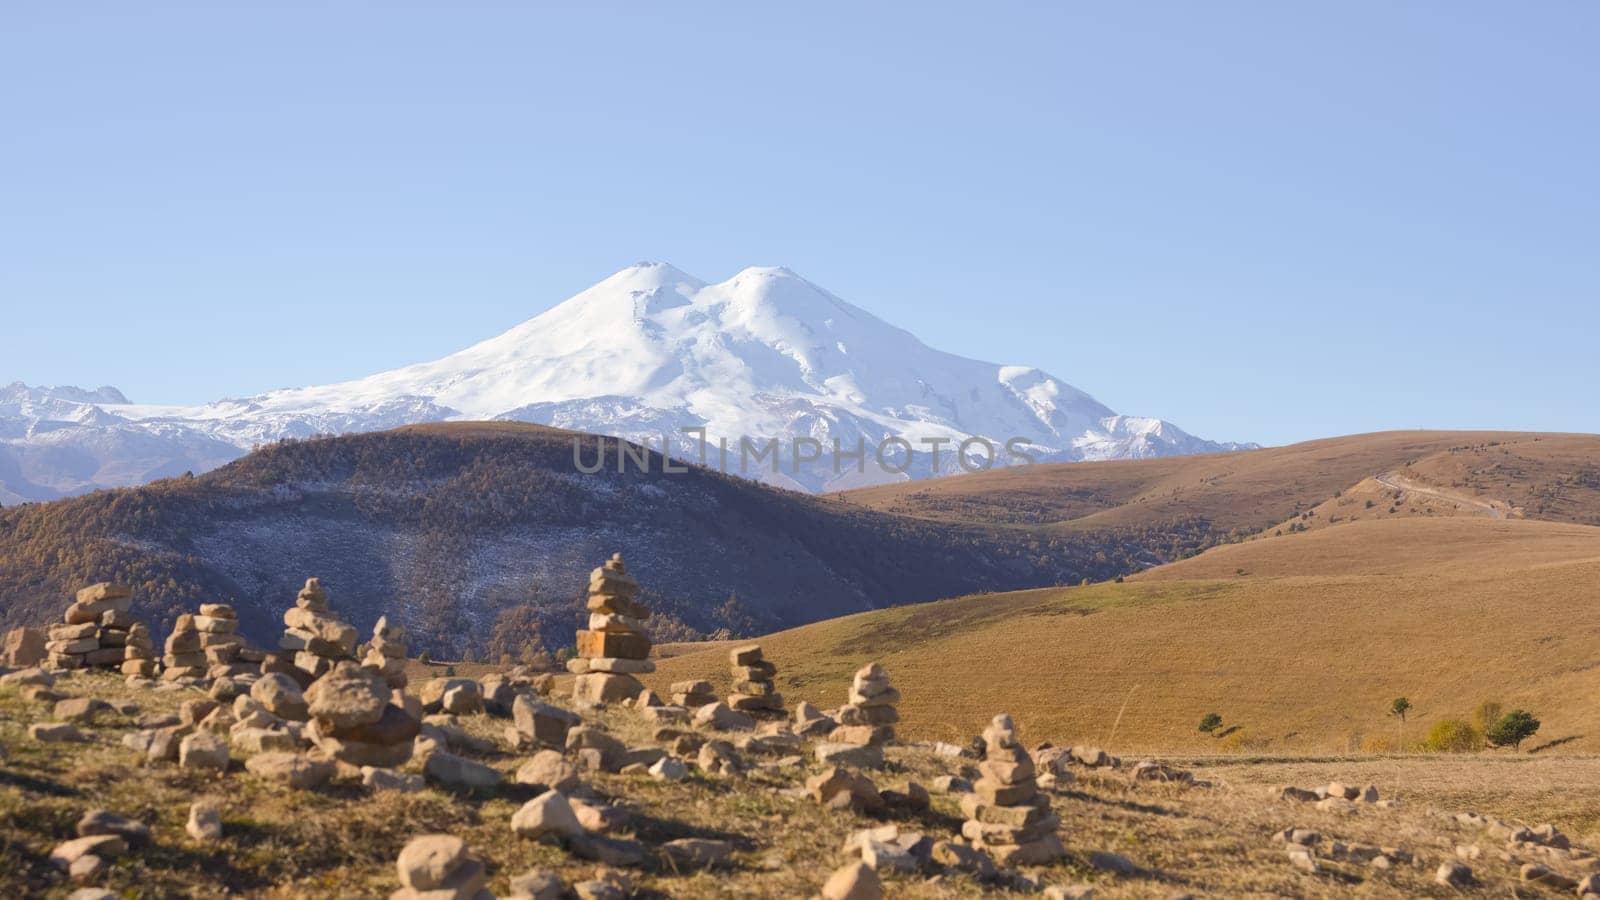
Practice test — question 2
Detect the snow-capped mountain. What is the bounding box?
[0,262,1250,501]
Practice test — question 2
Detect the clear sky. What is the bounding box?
[3,3,1595,447]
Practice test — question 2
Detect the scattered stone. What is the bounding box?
[76,809,151,847]
[252,672,310,720]
[0,666,54,687]
[695,701,756,732]
[1286,847,1319,874]
[54,696,111,723]
[933,774,974,794]
[1088,850,1137,874]
[507,868,565,900]
[649,756,688,782]
[50,835,126,871]
[820,860,883,900]
[515,749,583,793]
[361,766,426,793]
[512,791,584,842]
[930,839,997,878]
[394,834,488,900]
[423,750,502,789]
[1436,861,1473,887]
[511,695,580,749]
[244,751,335,789]
[1521,863,1578,889]
[29,722,88,743]
[671,679,717,708]
[807,766,884,814]
[2,626,46,667]
[186,800,222,841]
[697,739,744,776]
[178,731,231,771]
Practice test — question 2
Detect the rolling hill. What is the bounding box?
[649,516,1600,753]
[0,422,1143,658]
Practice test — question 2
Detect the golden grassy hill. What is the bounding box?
[836,430,1600,534]
[648,515,1600,755]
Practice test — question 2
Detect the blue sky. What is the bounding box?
[2,2,1595,446]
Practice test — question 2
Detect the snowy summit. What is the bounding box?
[0,263,1249,501]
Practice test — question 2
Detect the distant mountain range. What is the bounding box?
[0,262,1249,502]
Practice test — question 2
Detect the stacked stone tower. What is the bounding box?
[570,553,652,705]
[960,714,1065,865]
[278,577,358,682]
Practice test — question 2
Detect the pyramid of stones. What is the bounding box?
[360,615,409,690]
[194,603,255,679]
[569,553,652,705]
[47,583,134,672]
[306,659,419,768]
[119,617,158,680]
[277,578,358,682]
[162,614,209,681]
[725,645,783,714]
[814,662,895,767]
[960,713,1065,865]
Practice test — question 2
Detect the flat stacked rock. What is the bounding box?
[815,662,896,767]
[569,553,651,705]
[360,615,408,690]
[670,679,718,708]
[120,618,158,680]
[195,604,254,679]
[305,660,419,768]
[47,584,134,671]
[960,713,1065,865]
[162,615,209,681]
[838,662,899,729]
[726,645,783,715]
[279,578,358,683]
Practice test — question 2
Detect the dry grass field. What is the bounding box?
[9,670,1600,898]
[649,517,1600,759]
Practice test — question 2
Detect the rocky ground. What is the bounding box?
[3,666,1600,899]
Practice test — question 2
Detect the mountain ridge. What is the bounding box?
[0,262,1249,501]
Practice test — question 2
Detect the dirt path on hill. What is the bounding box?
[1375,471,1510,519]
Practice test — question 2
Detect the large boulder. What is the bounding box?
[512,696,580,749]
[2,627,47,667]
[304,662,388,730]
[251,673,310,721]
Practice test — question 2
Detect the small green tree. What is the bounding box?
[417,650,432,665]
[1485,710,1540,750]
[1198,712,1223,734]
[1389,697,1412,749]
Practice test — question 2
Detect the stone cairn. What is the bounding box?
[305,659,419,769]
[960,713,1065,865]
[815,662,897,767]
[120,618,158,680]
[46,583,136,672]
[569,553,652,705]
[360,615,409,690]
[725,645,783,715]
[196,603,256,680]
[162,615,209,681]
[277,577,358,685]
